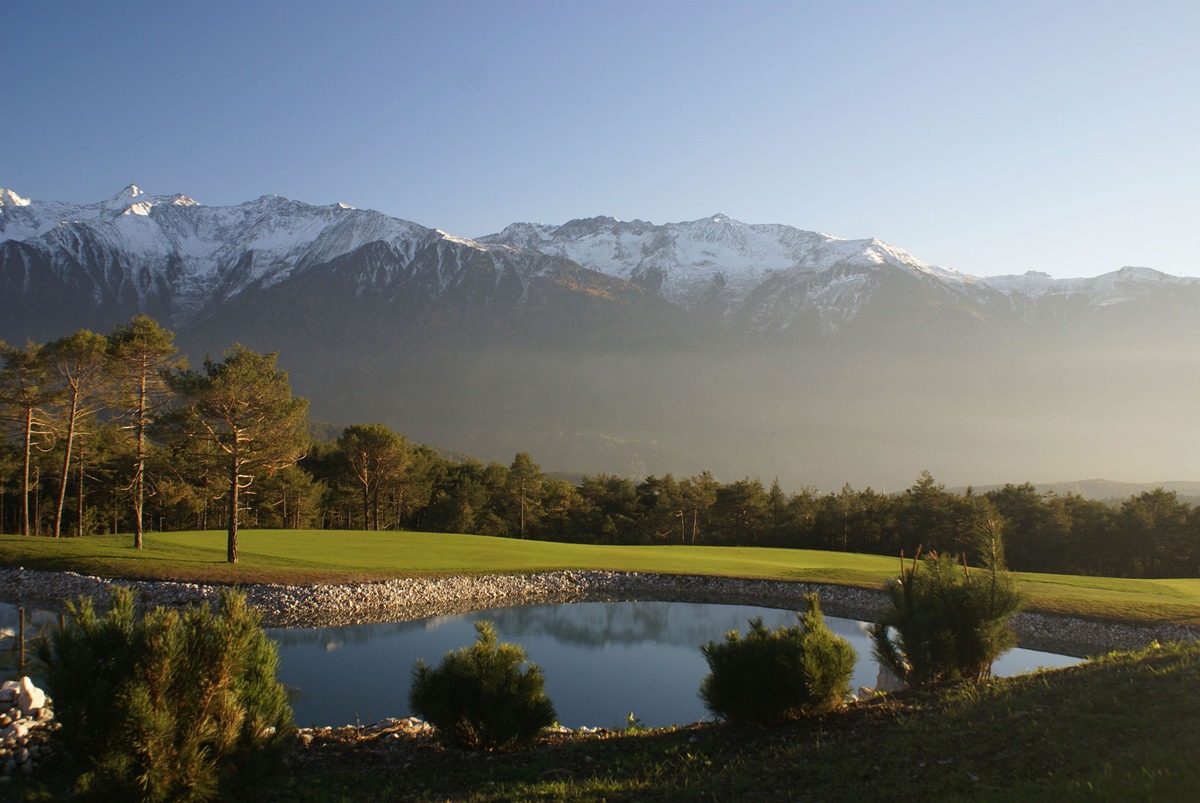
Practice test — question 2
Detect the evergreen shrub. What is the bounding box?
[409,620,557,751]
[869,523,1024,685]
[699,593,856,724]
[40,587,294,802]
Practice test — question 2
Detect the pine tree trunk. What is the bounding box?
[21,407,32,536]
[228,461,239,563]
[53,392,80,539]
[518,477,526,539]
[134,364,148,549]
[362,483,371,531]
[76,448,84,539]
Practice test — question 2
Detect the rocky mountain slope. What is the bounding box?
[2,185,1197,489]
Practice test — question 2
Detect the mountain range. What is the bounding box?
[3,184,1198,490]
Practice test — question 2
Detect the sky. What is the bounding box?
[4,0,1198,279]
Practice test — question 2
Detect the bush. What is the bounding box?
[869,524,1024,685]
[40,587,294,802]
[409,620,556,750]
[699,593,856,724]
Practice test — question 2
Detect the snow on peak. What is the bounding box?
[0,188,32,207]
[1,186,452,317]
[980,264,1197,303]
[336,202,356,210]
[435,229,496,251]
[1110,266,1168,281]
[100,184,153,214]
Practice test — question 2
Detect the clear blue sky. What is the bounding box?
[5,1,1198,278]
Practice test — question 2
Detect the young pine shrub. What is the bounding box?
[40,587,294,802]
[869,522,1024,685]
[409,620,557,751]
[699,593,856,724]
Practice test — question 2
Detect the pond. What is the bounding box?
[265,600,1084,729]
[2,599,1084,729]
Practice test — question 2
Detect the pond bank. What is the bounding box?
[1,568,1196,657]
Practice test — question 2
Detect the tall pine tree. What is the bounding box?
[165,345,308,563]
[44,330,110,538]
[108,316,184,548]
[0,341,54,535]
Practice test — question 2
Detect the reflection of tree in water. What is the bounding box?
[266,618,432,651]
[263,601,872,653]
[6,599,872,658]
[0,603,61,676]
[477,602,810,650]
[0,604,59,627]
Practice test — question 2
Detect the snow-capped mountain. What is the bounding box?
[0,184,204,243]
[480,213,978,323]
[981,265,1198,305]
[5,184,1200,490]
[6,184,1198,345]
[478,212,1200,341]
[0,184,496,320]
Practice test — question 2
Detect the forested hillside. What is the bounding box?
[2,317,1197,578]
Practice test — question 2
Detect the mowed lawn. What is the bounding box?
[2,529,1200,625]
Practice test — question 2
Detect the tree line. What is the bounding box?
[2,316,1198,577]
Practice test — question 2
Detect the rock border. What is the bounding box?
[0,677,55,780]
[2,567,1197,657]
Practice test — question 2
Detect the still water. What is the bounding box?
[266,601,1084,729]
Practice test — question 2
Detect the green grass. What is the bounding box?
[6,532,1200,801]
[3,530,1200,625]
[0,530,901,585]
[1016,571,1200,624]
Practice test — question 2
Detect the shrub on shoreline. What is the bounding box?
[870,526,1023,685]
[699,593,856,723]
[39,587,294,801]
[409,620,557,751]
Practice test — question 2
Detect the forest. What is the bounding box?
[2,316,1197,578]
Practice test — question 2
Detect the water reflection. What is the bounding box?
[0,604,59,680]
[265,601,1084,729]
[0,600,1083,729]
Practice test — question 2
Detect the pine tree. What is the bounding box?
[409,621,556,750]
[164,345,309,562]
[40,587,293,800]
[108,315,184,548]
[43,330,110,538]
[0,341,54,535]
[869,521,1023,685]
[507,452,543,538]
[337,423,408,530]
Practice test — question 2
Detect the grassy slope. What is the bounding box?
[3,530,1200,625]
[257,640,1200,802]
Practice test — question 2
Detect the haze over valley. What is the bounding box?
[3,184,1197,492]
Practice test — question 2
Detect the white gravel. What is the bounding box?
[2,568,1196,657]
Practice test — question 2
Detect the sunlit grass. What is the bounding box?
[1014,571,1200,624]
[2,530,1200,624]
[0,530,899,586]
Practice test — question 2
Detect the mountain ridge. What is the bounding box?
[3,184,1198,490]
[7,183,1198,345]
[6,184,1196,303]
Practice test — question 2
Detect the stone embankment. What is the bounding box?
[0,677,55,781]
[1,568,1197,656]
